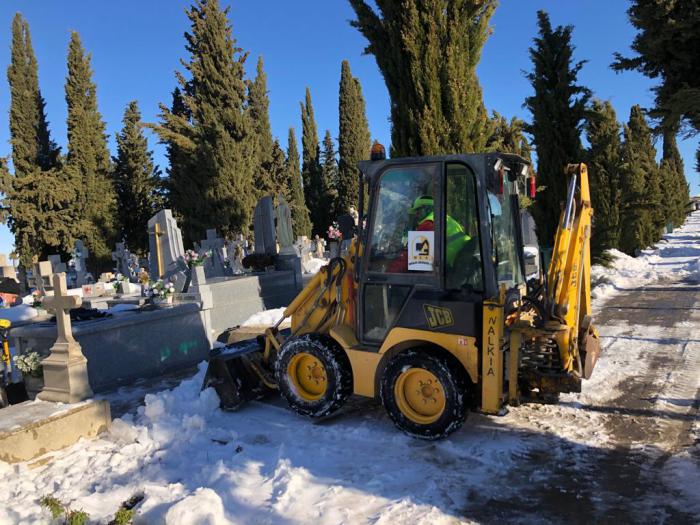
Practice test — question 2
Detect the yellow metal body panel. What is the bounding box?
[379,328,479,383]
[481,300,504,414]
[344,348,382,397]
[508,330,521,405]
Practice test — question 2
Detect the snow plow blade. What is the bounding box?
[202,338,274,411]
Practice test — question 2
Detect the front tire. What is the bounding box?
[380,350,468,439]
[275,334,353,418]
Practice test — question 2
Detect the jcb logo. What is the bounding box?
[423,305,454,329]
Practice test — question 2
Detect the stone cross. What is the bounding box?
[73,240,91,286]
[111,242,131,278]
[37,273,93,403]
[48,254,67,273]
[200,229,228,278]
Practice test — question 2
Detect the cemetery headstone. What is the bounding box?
[28,261,53,294]
[111,242,131,278]
[200,229,228,278]
[253,196,276,255]
[73,240,92,286]
[147,209,186,279]
[0,266,17,281]
[37,273,93,403]
[276,195,295,255]
[0,254,7,266]
[48,254,67,274]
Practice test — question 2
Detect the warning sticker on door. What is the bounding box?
[408,230,434,271]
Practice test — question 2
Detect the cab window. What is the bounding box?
[368,164,437,274]
[488,179,524,288]
[445,164,482,290]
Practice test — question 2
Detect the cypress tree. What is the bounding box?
[524,11,591,246]
[300,87,325,235]
[619,105,660,254]
[7,14,59,177]
[268,139,289,198]
[5,14,67,265]
[321,130,339,219]
[612,0,699,136]
[161,87,197,231]
[660,129,688,228]
[337,60,370,216]
[113,101,164,255]
[349,0,495,156]
[153,0,257,241]
[65,31,117,268]
[585,100,623,259]
[249,56,274,198]
[486,111,532,161]
[286,128,311,238]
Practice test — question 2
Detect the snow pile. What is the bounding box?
[591,212,700,301]
[241,307,286,327]
[591,249,660,301]
[303,257,327,275]
[0,304,39,323]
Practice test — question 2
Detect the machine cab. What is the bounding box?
[357,154,530,346]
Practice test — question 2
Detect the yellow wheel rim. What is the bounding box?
[287,352,328,401]
[394,367,446,424]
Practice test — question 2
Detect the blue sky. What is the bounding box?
[0,0,697,257]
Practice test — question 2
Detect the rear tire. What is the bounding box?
[275,334,353,418]
[380,349,468,439]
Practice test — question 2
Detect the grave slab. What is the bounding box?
[0,399,111,464]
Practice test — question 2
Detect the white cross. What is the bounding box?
[43,273,82,344]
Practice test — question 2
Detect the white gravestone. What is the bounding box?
[37,273,93,403]
[147,210,186,279]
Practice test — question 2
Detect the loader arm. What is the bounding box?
[543,163,599,378]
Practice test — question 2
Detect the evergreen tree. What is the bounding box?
[321,130,339,217]
[613,0,699,136]
[161,87,197,230]
[337,60,370,216]
[113,101,164,255]
[5,13,66,265]
[585,100,623,259]
[619,105,661,254]
[268,139,289,197]
[660,128,688,228]
[286,128,311,237]
[349,0,495,156]
[249,56,274,197]
[524,11,591,246]
[300,87,325,235]
[7,14,59,177]
[486,111,532,161]
[153,0,257,241]
[65,31,117,268]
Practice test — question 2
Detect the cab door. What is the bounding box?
[359,162,442,346]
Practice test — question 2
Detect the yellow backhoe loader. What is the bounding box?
[204,147,600,439]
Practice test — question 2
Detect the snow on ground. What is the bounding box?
[241,307,287,327]
[2,214,700,523]
[0,304,38,323]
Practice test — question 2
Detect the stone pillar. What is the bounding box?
[37,273,93,403]
[189,265,215,348]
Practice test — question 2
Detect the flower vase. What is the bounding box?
[153,295,174,307]
[24,375,44,400]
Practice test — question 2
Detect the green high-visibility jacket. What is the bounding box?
[421,212,472,266]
